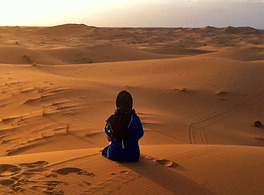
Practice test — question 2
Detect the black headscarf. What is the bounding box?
[108,91,135,140]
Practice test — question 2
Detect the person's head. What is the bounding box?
[108,90,135,140]
[116,90,133,110]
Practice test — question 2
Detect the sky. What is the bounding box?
[0,0,263,28]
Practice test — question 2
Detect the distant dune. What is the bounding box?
[0,24,264,194]
[34,24,96,37]
[0,24,263,65]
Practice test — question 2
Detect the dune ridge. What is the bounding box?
[1,24,263,65]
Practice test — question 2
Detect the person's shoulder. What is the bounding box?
[132,114,141,122]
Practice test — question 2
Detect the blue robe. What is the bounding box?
[102,114,144,162]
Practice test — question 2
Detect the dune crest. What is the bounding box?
[0,25,263,65]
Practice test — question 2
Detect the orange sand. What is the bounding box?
[0,24,264,194]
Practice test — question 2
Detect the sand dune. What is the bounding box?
[223,26,260,34]
[203,47,264,61]
[34,24,96,37]
[1,145,264,194]
[1,24,263,65]
[0,45,176,65]
[0,46,64,64]
[0,24,264,194]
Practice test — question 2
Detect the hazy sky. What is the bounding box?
[0,0,263,28]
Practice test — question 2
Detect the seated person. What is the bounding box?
[102,91,144,162]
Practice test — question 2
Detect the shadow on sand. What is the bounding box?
[120,156,213,195]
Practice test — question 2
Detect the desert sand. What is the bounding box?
[0,24,264,194]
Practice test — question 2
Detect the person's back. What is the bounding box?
[102,91,144,162]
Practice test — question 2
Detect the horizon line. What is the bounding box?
[0,23,263,30]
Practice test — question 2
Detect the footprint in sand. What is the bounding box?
[0,178,24,192]
[43,188,64,195]
[19,161,48,168]
[110,170,130,176]
[119,170,130,174]
[54,167,95,176]
[0,179,16,186]
[0,164,21,176]
[141,155,156,160]
[84,181,91,186]
[31,180,67,194]
[22,167,47,176]
[155,159,179,168]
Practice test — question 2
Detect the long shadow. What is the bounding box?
[120,156,213,195]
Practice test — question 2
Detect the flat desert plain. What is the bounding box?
[0,24,264,194]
